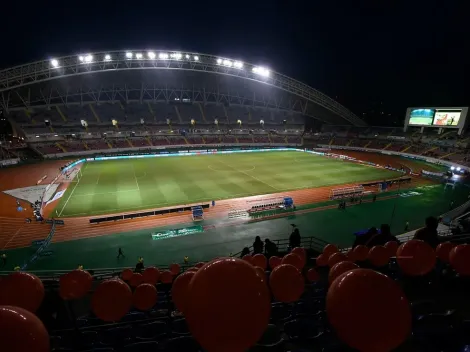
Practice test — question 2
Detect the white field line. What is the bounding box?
[96,171,101,185]
[132,163,140,191]
[72,188,140,197]
[3,227,22,249]
[215,158,279,191]
[58,175,82,217]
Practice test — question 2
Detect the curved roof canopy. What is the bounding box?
[0,50,367,126]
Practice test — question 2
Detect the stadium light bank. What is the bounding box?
[50,51,270,77]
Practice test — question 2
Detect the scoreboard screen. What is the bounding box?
[432,110,461,126]
[409,109,435,126]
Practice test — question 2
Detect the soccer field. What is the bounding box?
[54,151,400,217]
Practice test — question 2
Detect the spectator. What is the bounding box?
[369,224,400,247]
[240,247,250,258]
[289,228,301,249]
[414,216,440,248]
[253,236,264,254]
[264,239,278,257]
[135,257,144,272]
[353,227,379,248]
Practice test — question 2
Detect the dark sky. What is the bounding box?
[1,0,468,124]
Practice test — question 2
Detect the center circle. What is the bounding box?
[208,165,256,172]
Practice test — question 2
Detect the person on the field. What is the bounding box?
[1,253,6,267]
[289,228,301,249]
[117,247,125,259]
[184,256,189,264]
[404,221,409,231]
[413,216,439,248]
[253,236,264,254]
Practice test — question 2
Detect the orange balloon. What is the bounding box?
[292,247,307,267]
[396,240,436,276]
[353,245,369,261]
[368,246,390,267]
[323,244,339,257]
[254,266,266,282]
[160,270,173,284]
[328,252,349,267]
[195,262,205,268]
[129,273,143,287]
[242,254,253,264]
[170,263,181,276]
[269,256,282,269]
[449,244,470,275]
[92,279,132,322]
[384,241,399,257]
[329,261,359,284]
[281,253,304,270]
[0,272,44,313]
[252,254,267,269]
[121,268,133,281]
[133,283,157,311]
[172,271,196,313]
[59,269,92,300]
[185,258,270,352]
[327,269,411,352]
[0,306,49,352]
[142,267,160,285]
[306,268,320,282]
[436,242,455,263]
[270,264,304,303]
[316,253,328,267]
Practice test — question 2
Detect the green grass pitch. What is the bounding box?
[54,151,401,217]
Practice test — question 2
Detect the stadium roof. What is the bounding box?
[0,50,367,126]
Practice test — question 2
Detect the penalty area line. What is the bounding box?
[58,174,82,217]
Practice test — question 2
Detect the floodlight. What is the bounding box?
[223,59,233,67]
[50,59,59,68]
[185,54,190,59]
[253,66,270,77]
[148,51,156,59]
[234,61,243,69]
[79,55,84,62]
[136,53,143,59]
[84,55,93,63]
[457,167,461,171]
[126,52,133,58]
[216,58,222,64]
[194,55,199,61]
[451,166,455,170]
[159,52,169,59]
[104,54,111,61]
[172,52,182,60]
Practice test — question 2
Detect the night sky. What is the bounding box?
[1,0,468,125]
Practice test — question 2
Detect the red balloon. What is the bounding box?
[242,254,253,264]
[172,271,196,313]
[282,253,304,270]
[121,268,133,281]
[327,269,411,352]
[436,242,455,263]
[292,247,307,267]
[368,246,390,267]
[316,253,328,267]
[0,305,49,352]
[328,252,349,267]
[254,266,266,282]
[133,283,157,311]
[187,267,199,272]
[142,267,160,285]
[0,272,44,313]
[269,256,282,269]
[396,240,436,276]
[170,263,181,276]
[195,262,205,268]
[323,244,339,257]
[270,264,304,303]
[346,249,357,262]
[449,244,470,275]
[252,254,267,269]
[385,241,399,257]
[92,279,132,322]
[160,270,173,284]
[353,245,369,261]
[306,268,320,282]
[329,261,359,284]
[185,258,270,352]
[129,273,143,287]
[59,269,92,300]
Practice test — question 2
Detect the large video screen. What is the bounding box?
[433,110,461,126]
[409,108,435,126]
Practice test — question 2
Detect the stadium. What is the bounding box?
[1,50,470,352]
